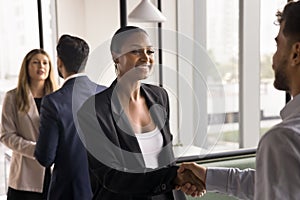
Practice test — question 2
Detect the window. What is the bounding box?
[260,0,286,135]
[206,0,239,152]
[172,0,287,158]
[0,0,39,101]
[0,0,55,196]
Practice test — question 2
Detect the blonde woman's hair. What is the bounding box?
[16,49,58,113]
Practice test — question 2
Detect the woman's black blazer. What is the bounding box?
[78,79,186,200]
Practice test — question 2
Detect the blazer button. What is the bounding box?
[161,184,166,190]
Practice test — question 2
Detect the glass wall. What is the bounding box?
[174,0,287,157]
[0,0,56,108]
[0,0,55,196]
[206,0,239,151]
[0,0,39,105]
[260,0,286,135]
[205,0,287,153]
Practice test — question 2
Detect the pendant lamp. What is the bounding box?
[128,0,166,22]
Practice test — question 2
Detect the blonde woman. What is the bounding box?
[0,49,57,200]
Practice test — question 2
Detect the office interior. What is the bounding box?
[0,0,289,199]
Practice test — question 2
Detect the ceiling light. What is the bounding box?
[128,0,166,22]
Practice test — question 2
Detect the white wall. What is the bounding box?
[56,0,87,39]
[56,0,120,50]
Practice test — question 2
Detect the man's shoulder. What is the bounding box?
[95,84,107,93]
[258,124,300,153]
[80,87,109,108]
[44,86,66,99]
[74,76,106,93]
[260,126,288,143]
[262,122,300,139]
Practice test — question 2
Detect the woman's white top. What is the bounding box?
[135,127,163,169]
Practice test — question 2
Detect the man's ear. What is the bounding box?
[57,57,63,68]
[111,52,119,63]
[291,42,300,66]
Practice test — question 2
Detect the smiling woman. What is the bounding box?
[111,27,155,81]
[76,26,204,200]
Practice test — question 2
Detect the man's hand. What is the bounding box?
[174,164,206,197]
[176,162,207,197]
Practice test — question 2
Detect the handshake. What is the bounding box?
[174,162,207,197]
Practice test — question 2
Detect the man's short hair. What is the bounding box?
[56,34,89,73]
[276,1,300,44]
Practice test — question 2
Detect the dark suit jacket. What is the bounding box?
[35,76,106,200]
[78,79,186,200]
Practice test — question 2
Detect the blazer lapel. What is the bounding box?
[26,91,40,135]
[141,85,172,145]
[141,85,175,166]
[109,81,174,168]
[109,80,146,170]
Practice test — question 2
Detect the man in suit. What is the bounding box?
[35,34,106,200]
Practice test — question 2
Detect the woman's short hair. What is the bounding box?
[110,26,148,53]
